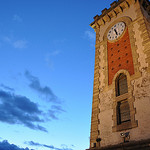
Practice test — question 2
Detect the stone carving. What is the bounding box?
[99,90,113,112]
[132,69,150,99]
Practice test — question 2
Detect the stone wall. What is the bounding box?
[89,0,150,149]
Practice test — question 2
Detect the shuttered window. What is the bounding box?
[116,73,128,96]
[117,100,130,125]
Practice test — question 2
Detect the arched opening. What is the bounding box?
[116,73,128,97]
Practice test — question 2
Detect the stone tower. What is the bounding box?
[87,0,150,149]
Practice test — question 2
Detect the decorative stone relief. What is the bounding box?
[133,22,148,71]
[99,45,105,91]
[98,89,113,112]
[132,69,150,99]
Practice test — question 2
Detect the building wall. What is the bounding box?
[90,0,150,148]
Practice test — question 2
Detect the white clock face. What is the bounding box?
[107,22,126,41]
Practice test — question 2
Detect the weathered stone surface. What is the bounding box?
[132,69,150,99]
[88,0,150,150]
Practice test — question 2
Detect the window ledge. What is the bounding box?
[112,121,138,132]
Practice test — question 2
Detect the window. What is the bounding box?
[116,73,128,96]
[117,100,130,125]
[116,74,130,125]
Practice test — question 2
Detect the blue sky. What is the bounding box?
[0,0,114,150]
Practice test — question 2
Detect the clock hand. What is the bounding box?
[114,29,118,35]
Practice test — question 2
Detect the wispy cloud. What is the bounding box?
[24,71,65,122]
[25,70,59,103]
[2,36,28,49]
[45,50,60,69]
[43,105,65,121]
[13,40,27,48]
[0,140,33,150]
[53,39,67,45]
[25,141,74,150]
[13,14,23,22]
[50,50,60,56]
[3,36,11,43]
[0,89,47,132]
[85,30,95,41]
[0,84,15,92]
[51,105,65,113]
[61,144,75,150]
[45,56,53,69]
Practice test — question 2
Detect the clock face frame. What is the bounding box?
[107,22,126,41]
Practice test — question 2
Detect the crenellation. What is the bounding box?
[110,1,118,8]
[90,0,138,29]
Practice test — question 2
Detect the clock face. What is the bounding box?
[107,22,126,41]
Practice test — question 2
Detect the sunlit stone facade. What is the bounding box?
[87,0,150,149]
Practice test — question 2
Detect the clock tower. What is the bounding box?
[87,0,150,149]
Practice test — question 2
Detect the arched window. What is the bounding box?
[116,73,128,97]
[115,73,130,125]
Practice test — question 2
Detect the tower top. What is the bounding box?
[90,0,150,29]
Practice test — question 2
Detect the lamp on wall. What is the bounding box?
[120,132,130,143]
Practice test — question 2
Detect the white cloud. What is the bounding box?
[13,14,22,22]
[13,40,27,49]
[45,50,60,69]
[45,54,53,69]
[85,30,95,40]
[50,50,60,56]
[2,36,27,49]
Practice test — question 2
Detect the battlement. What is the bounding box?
[90,0,150,29]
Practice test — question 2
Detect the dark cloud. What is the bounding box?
[24,71,65,121]
[47,109,58,120]
[25,71,59,103]
[0,140,34,150]
[51,105,65,113]
[47,105,65,120]
[0,89,47,132]
[0,72,65,131]
[0,84,15,92]
[25,141,74,150]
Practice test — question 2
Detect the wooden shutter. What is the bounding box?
[119,74,128,95]
[118,100,130,124]
[116,74,128,96]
